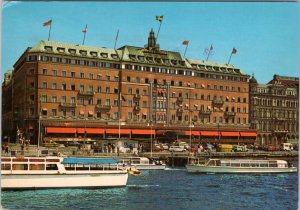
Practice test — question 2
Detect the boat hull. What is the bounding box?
[133,164,166,170]
[186,164,297,173]
[1,172,128,189]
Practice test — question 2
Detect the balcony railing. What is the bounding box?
[78,91,95,96]
[96,104,112,109]
[60,102,77,108]
[199,110,211,115]
[212,100,224,106]
[224,111,235,116]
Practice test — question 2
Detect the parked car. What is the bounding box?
[231,145,249,152]
[179,142,191,150]
[266,144,279,152]
[160,143,169,150]
[280,143,293,151]
[65,141,81,148]
[169,146,186,152]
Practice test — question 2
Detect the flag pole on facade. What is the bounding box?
[43,19,52,41]
[155,15,164,42]
[227,48,237,64]
[82,24,88,45]
[114,29,119,50]
[206,44,213,61]
[182,40,189,57]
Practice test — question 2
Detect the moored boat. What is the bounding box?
[1,156,128,189]
[118,157,166,170]
[186,158,297,174]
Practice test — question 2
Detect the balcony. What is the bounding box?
[224,111,235,116]
[199,110,211,115]
[212,100,224,106]
[78,90,95,96]
[60,102,77,108]
[96,104,112,110]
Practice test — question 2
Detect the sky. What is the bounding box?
[2,1,300,83]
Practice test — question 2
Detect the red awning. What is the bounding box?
[221,132,240,137]
[132,129,155,135]
[240,132,257,137]
[79,110,84,115]
[46,127,76,134]
[88,111,94,115]
[106,129,131,134]
[200,131,219,136]
[77,128,104,134]
[184,131,200,136]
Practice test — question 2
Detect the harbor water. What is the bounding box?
[1,168,298,210]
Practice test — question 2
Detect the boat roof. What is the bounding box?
[62,158,118,164]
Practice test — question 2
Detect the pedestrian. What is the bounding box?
[5,144,9,154]
[117,146,120,156]
[21,143,24,155]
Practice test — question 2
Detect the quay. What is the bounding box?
[2,144,298,166]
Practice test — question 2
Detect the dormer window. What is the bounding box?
[79,50,87,56]
[111,54,118,59]
[192,64,197,68]
[163,59,170,64]
[179,61,185,66]
[146,57,153,63]
[57,47,65,53]
[171,60,177,65]
[100,53,108,58]
[129,54,137,60]
[234,69,240,74]
[220,67,226,72]
[138,56,145,62]
[206,66,213,70]
[68,49,76,55]
[44,46,53,52]
[213,66,219,71]
[155,58,161,64]
[90,51,98,57]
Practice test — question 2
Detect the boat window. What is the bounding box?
[207,160,216,166]
[75,164,90,170]
[260,163,268,167]
[1,164,11,170]
[30,159,45,162]
[216,160,221,166]
[251,163,259,167]
[46,164,58,170]
[13,158,28,162]
[46,159,60,162]
[30,164,45,170]
[90,164,104,170]
[269,161,278,167]
[64,164,76,170]
[12,164,28,170]
[241,163,250,167]
[231,163,240,167]
[1,158,11,162]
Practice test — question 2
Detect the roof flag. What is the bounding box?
[43,19,52,41]
[155,15,164,43]
[82,25,88,33]
[82,24,88,45]
[205,44,214,61]
[227,47,237,64]
[182,40,189,57]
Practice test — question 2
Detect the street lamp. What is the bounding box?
[84,104,87,151]
[189,121,194,152]
[148,120,153,157]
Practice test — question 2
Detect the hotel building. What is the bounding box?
[2,30,256,146]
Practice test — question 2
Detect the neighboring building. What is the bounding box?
[2,30,256,146]
[249,74,299,145]
[2,70,13,142]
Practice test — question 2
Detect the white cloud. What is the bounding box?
[2,1,20,9]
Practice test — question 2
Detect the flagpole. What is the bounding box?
[114,30,119,49]
[82,24,87,45]
[156,21,163,42]
[206,44,213,61]
[227,52,233,64]
[48,19,52,41]
[118,92,121,140]
[184,44,189,57]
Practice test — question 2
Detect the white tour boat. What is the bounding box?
[118,157,166,170]
[1,156,128,189]
[186,158,297,174]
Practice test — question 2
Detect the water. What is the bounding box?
[1,168,298,210]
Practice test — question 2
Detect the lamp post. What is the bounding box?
[84,104,87,152]
[148,120,153,158]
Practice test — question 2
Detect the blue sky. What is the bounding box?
[2,2,299,83]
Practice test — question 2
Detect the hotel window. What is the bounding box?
[62,83,66,90]
[161,68,167,73]
[97,86,101,93]
[184,115,189,121]
[243,118,246,124]
[128,100,133,107]
[43,69,48,75]
[213,117,217,123]
[206,116,210,123]
[194,83,198,88]
[219,117,223,123]
[89,85,93,92]
[144,66,151,72]
[71,84,76,91]
[184,93,189,99]
[213,95,217,101]
[71,59,76,64]
[136,88,140,94]
[61,58,67,64]
[114,99,119,106]
[61,110,66,118]
[201,94,204,100]
[97,74,102,80]
[237,97,241,103]
[42,109,47,116]
[105,99,110,106]
[169,69,175,74]
[41,95,47,102]
[79,60,85,65]
[200,116,204,123]
[145,78,149,84]
[128,88,132,94]
[71,97,76,104]
[114,88,119,94]
[105,63,111,68]
[62,70,66,77]
[142,101,147,108]
[114,76,119,82]
[79,97,84,104]
[220,96,223,101]
[226,86,229,91]
[243,98,247,103]
[52,82,57,90]
[80,84,84,92]
[171,115,176,121]
[128,112,132,120]
[52,95,57,103]
[127,76,131,82]
[113,112,119,120]
[88,98,93,105]
[52,109,57,117]
[70,110,75,118]
[71,72,76,78]
[243,107,247,113]
[61,96,66,103]
[106,75,110,81]
[136,77,140,83]
[232,87,235,91]
[97,111,101,119]
[237,118,240,124]
[42,82,47,88]
[238,87,241,92]
[106,87,110,93]
[80,72,84,78]
[89,61,94,67]
[89,73,93,79]
[207,84,211,89]
[179,81,183,86]
[207,95,210,100]
[231,107,235,112]
[172,92,176,98]
[97,99,101,104]
[52,70,57,76]
[237,107,240,113]
[143,89,147,95]
[194,94,198,99]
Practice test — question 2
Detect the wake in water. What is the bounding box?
[164,167,185,171]
[127,184,159,188]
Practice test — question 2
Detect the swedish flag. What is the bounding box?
[155,15,163,22]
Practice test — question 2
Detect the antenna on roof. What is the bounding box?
[114,30,119,50]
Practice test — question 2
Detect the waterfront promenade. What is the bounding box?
[2,144,298,166]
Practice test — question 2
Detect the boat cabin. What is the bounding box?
[205,159,289,168]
